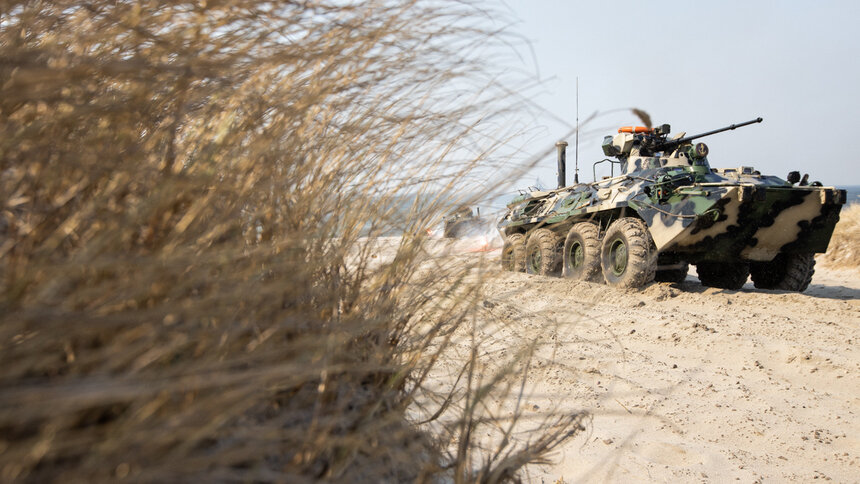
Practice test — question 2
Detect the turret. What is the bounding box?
[600,117,763,175]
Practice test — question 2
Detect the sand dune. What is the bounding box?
[819,204,860,272]
[417,236,859,482]
[483,266,858,482]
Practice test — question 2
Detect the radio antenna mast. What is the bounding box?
[575,77,580,183]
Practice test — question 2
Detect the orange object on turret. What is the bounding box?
[618,126,651,133]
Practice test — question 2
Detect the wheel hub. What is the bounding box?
[529,249,541,272]
[609,239,627,276]
[569,242,583,269]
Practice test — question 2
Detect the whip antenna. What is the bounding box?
[575,77,580,183]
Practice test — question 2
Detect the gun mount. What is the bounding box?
[602,117,763,161]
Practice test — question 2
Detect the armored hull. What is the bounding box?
[499,119,846,291]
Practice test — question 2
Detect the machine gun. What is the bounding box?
[639,117,763,157]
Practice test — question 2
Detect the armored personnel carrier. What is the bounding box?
[443,206,487,238]
[499,117,846,292]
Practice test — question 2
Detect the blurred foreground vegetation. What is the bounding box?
[0,1,582,481]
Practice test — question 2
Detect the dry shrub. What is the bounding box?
[0,0,582,482]
[818,203,860,271]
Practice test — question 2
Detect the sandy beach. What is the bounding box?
[418,236,859,482]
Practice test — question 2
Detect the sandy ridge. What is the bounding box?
[443,252,859,482]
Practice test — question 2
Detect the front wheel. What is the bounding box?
[563,222,601,281]
[750,253,815,292]
[600,218,656,288]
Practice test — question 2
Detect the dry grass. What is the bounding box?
[0,1,582,482]
[818,203,860,271]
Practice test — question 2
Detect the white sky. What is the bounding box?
[496,0,860,188]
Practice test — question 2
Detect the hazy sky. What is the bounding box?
[497,0,860,188]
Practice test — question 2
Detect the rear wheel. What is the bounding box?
[655,262,689,283]
[562,222,601,281]
[696,262,749,290]
[600,218,656,288]
[501,233,526,272]
[525,228,562,276]
[750,253,815,292]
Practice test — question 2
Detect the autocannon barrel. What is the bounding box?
[659,117,763,151]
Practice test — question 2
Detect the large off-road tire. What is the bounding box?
[655,263,689,283]
[525,228,562,276]
[501,233,526,272]
[562,222,602,281]
[749,253,815,292]
[600,218,657,288]
[695,262,749,290]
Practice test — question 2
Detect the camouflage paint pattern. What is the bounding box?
[498,133,846,265]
